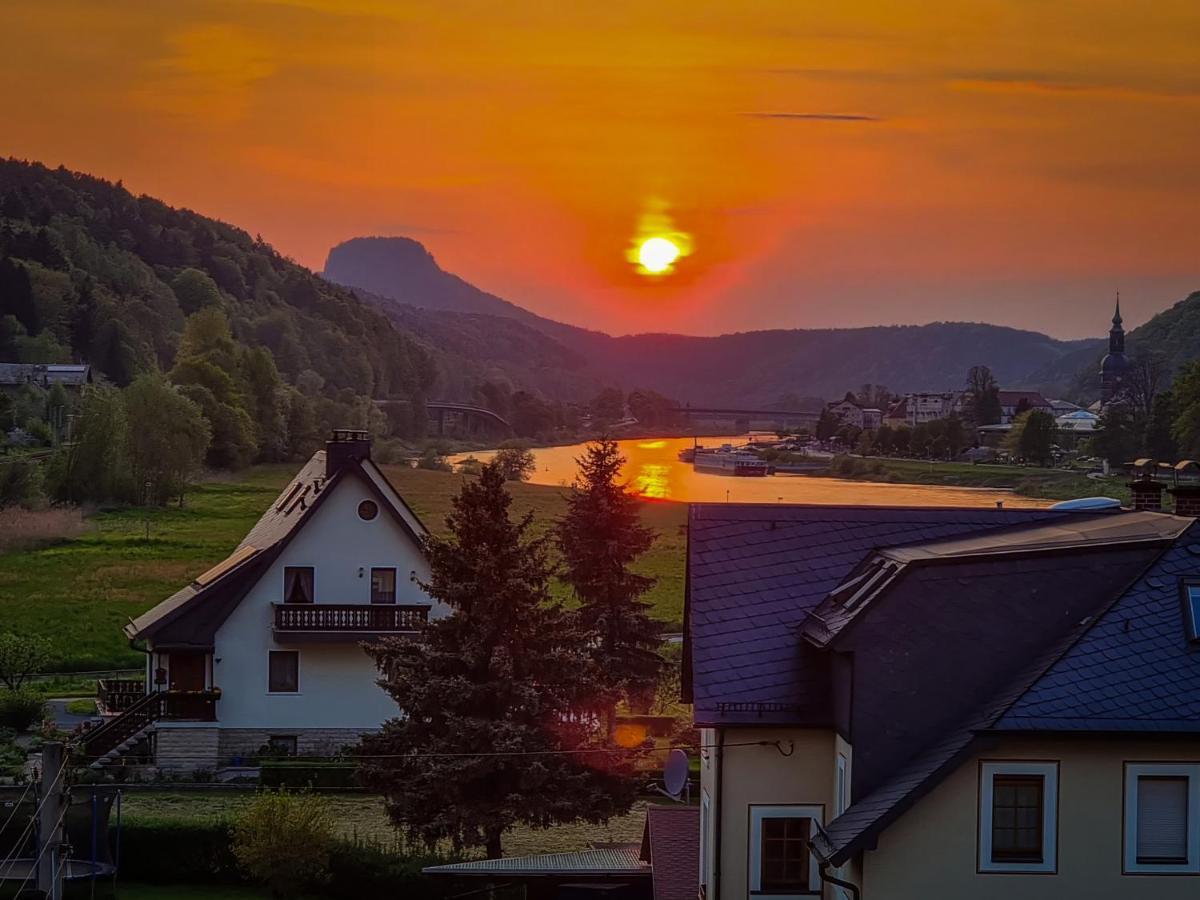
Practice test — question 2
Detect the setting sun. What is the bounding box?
[637,237,680,274]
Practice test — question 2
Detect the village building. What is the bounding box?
[1100,296,1130,405]
[997,389,1053,425]
[826,399,882,432]
[684,490,1200,899]
[883,392,964,428]
[0,362,91,394]
[81,430,445,772]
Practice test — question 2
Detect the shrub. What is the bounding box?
[0,689,47,732]
[233,790,335,898]
[323,840,462,900]
[115,818,243,884]
[492,446,535,482]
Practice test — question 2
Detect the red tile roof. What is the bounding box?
[643,806,699,900]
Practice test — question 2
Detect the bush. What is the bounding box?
[323,840,462,900]
[259,760,360,790]
[0,689,47,732]
[115,818,243,884]
[233,790,335,897]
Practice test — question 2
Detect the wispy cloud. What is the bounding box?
[741,112,882,122]
[949,70,1200,101]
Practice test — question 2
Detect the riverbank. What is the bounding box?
[809,456,1129,505]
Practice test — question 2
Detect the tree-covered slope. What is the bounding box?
[0,159,434,402]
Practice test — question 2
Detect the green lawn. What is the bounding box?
[0,465,687,672]
[121,792,652,858]
[819,456,1131,504]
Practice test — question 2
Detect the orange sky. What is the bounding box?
[2,1,1198,337]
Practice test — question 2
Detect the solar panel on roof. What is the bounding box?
[193,544,259,587]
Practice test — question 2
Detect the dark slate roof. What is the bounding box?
[994,518,1200,732]
[814,516,1200,866]
[643,806,699,900]
[0,362,90,386]
[423,846,648,877]
[685,504,1065,726]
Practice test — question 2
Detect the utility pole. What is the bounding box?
[37,741,66,900]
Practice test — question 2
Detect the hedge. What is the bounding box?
[259,760,360,790]
[111,816,462,899]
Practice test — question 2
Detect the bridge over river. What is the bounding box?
[672,405,821,432]
[376,399,513,438]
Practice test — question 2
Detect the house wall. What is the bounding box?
[861,736,1200,900]
[211,468,443,735]
[702,726,844,900]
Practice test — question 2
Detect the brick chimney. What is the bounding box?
[326,429,371,477]
[1126,459,1164,512]
[1168,461,1200,517]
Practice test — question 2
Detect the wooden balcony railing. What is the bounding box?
[272,603,429,635]
[97,677,146,714]
[76,689,220,762]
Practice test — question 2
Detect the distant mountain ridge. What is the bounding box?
[325,236,1108,404]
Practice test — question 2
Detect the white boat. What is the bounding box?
[693,445,770,477]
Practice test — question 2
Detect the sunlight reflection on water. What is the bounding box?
[449,435,1050,508]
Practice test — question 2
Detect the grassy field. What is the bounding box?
[0,465,686,671]
[818,456,1132,504]
[121,791,652,858]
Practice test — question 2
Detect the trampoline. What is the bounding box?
[0,785,122,887]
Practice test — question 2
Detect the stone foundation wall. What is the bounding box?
[218,728,375,762]
[153,726,220,773]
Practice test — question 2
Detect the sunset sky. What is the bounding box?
[2,1,1198,338]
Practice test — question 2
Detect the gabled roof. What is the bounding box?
[997,389,1050,406]
[126,450,427,645]
[812,517,1200,866]
[684,504,1065,726]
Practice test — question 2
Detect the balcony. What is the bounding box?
[272,603,429,642]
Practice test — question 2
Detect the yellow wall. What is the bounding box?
[862,736,1200,900]
[702,727,843,900]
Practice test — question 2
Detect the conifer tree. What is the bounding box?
[557,439,662,730]
[359,462,636,858]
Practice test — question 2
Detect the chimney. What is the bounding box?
[326,429,371,477]
[1168,460,1200,517]
[1126,459,1164,512]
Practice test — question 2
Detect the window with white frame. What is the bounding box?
[748,805,822,896]
[700,789,711,896]
[1124,763,1200,874]
[978,761,1058,873]
[836,754,849,817]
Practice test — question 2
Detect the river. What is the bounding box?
[449,435,1050,508]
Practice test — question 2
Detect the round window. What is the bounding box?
[357,499,379,521]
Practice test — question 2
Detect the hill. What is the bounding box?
[326,235,1105,403]
[0,160,435,416]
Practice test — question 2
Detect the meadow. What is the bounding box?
[0,465,687,672]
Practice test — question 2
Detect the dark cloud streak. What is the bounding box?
[741,112,882,122]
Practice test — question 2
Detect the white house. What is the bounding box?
[84,430,447,772]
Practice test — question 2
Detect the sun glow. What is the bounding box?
[628,199,692,277]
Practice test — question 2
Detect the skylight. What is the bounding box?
[1186,584,1200,643]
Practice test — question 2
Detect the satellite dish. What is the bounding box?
[663,749,690,799]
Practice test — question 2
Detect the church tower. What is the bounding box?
[1100,293,1129,404]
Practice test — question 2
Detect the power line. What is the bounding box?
[7,802,70,900]
[0,764,68,882]
[0,780,34,837]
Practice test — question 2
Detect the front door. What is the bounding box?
[169,652,206,691]
[166,652,211,720]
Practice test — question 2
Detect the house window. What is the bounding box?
[1124,763,1200,874]
[283,567,314,604]
[358,499,378,521]
[371,567,397,604]
[1185,584,1200,642]
[978,761,1058,873]
[268,650,299,693]
[748,805,822,896]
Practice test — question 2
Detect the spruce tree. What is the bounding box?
[557,439,662,730]
[359,462,636,858]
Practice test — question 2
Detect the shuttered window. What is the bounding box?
[1136,776,1189,865]
[1124,763,1200,874]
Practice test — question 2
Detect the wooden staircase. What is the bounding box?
[75,689,220,769]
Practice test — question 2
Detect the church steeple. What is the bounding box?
[1109,291,1125,354]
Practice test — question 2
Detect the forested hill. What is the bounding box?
[327,235,1106,403]
[0,159,435,405]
